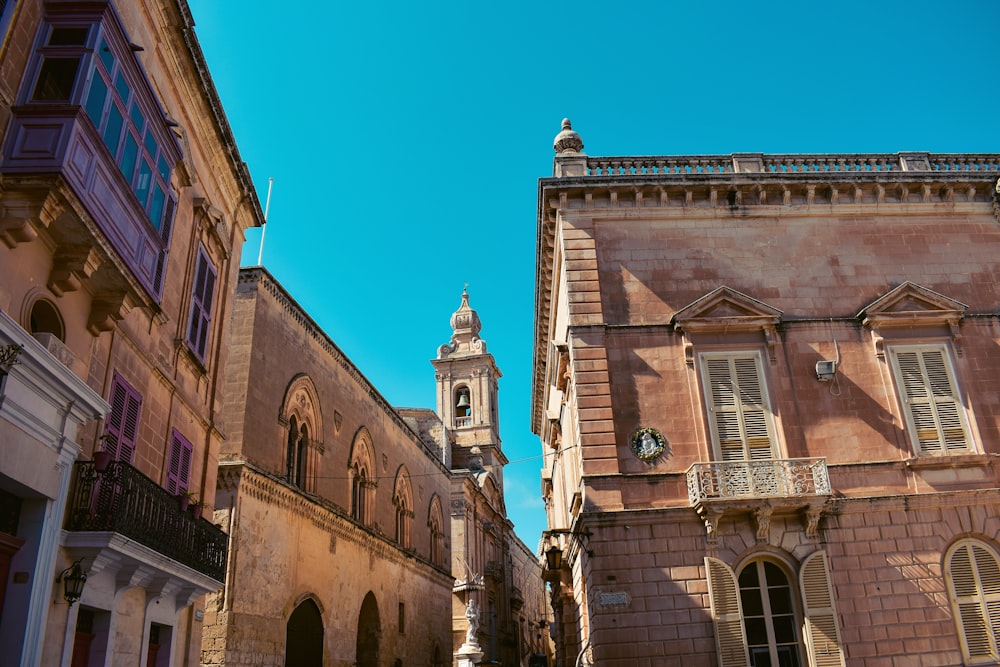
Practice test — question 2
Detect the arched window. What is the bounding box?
[28,298,64,340]
[738,560,802,667]
[350,430,376,526]
[705,552,843,667]
[946,539,1000,663]
[392,468,413,549]
[286,416,300,484]
[454,386,471,427]
[280,376,322,493]
[428,496,445,566]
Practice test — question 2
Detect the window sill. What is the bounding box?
[904,453,992,469]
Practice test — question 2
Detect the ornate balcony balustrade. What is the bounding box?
[65,460,227,581]
[583,153,1000,177]
[686,458,832,543]
[687,457,831,505]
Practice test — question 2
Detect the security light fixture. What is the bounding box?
[816,360,837,382]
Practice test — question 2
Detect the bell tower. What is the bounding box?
[432,288,506,487]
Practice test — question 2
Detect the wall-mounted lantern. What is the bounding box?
[57,558,87,606]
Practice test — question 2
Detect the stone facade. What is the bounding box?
[533,121,1000,666]
[412,290,552,667]
[0,1,261,665]
[203,268,454,667]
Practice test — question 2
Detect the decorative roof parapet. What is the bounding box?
[579,152,1000,177]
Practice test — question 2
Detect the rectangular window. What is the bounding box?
[699,351,778,461]
[104,372,142,463]
[186,246,217,360]
[398,602,405,634]
[888,344,973,455]
[165,430,193,495]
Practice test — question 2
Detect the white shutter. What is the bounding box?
[701,353,777,461]
[948,541,1000,662]
[890,346,972,455]
[799,550,845,667]
[706,557,750,667]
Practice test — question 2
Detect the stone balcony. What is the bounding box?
[686,457,832,543]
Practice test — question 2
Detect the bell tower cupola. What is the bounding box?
[433,288,506,484]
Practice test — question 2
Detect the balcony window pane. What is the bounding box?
[149,185,165,230]
[102,103,124,154]
[113,69,130,103]
[119,132,138,181]
[84,73,108,125]
[48,27,87,46]
[143,128,158,157]
[128,100,144,132]
[32,57,80,101]
[98,38,114,72]
[157,154,170,182]
[135,158,152,205]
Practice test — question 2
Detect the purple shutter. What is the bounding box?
[165,430,193,494]
[187,246,217,359]
[105,372,142,463]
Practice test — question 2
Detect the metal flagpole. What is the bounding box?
[257,177,274,266]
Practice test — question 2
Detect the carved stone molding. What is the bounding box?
[672,286,783,365]
[859,282,967,359]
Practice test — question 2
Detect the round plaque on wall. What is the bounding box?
[630,427,665,461]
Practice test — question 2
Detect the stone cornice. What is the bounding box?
[219,461,452,578]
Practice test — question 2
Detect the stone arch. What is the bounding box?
[281,374,322,492]
[23,294,65,341]
[285,597,323,666]
[427,494,445,566]
[349,428,376,525]
[392,466,413,548]
[356,591,380,667]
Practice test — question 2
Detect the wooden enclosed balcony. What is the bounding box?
[686,458,832,541]
[65,460,227,583]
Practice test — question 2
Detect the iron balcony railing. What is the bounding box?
[65,460,228,581]
[686,457,831,506]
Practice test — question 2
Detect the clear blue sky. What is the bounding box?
[188,0,1000,547]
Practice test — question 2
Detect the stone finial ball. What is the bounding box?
[553,118,584,154]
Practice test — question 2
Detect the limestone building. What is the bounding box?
[533,120,1000,666]
[0,0,262,665]
[204,267,455,667]
[400,290,551,667]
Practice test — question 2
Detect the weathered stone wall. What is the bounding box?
[206,269,454,666]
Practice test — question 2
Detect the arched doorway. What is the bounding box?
[356,592,380,667]
[285,599,323,666]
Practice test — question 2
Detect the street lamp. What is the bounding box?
[58,558,87,606]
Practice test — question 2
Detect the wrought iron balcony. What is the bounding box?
[687,457,831,505]
[65,460,227,581]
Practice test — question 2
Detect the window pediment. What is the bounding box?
[672,286,783,364]
[859,282,967,357]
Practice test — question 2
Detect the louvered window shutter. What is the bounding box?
[948,541,1000,663]
[187,247,217,359]
[702,353,777,461]
[706,557,750,667]
[890,346,971,455]
[165,430,193,495]
[799,550,845,667]
[105,373,142,463]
